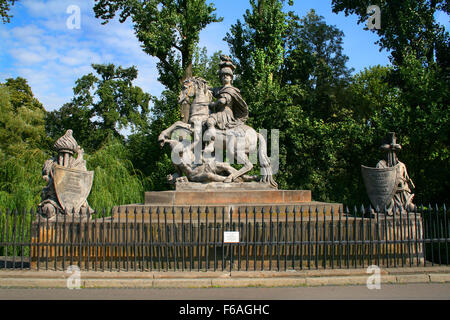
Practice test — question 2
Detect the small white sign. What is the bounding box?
[223,231,240,243]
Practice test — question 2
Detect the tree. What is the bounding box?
[0,78,48,156]
[45,102,98,153]
[0,0,15,23]
[93,0,223,91]
[0,78,49,209]
[378,53,449,203]
[284,9,353,120]
[85,137,145,211]
[46,64,151,152]
[225,0,296,86]
[192,47,222,87]
[346,65,398,122]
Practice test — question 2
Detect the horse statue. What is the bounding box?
[158,76,277,189]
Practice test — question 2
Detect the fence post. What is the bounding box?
[444,204,448,265]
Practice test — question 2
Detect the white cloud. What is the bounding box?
[1,0,165,111]
[10,50,45,64]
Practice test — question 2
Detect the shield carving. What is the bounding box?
[53,165,94,214]
[361,164,399,209]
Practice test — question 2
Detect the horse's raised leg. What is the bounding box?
[158,121,191,146]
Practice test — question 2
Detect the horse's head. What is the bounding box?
[178,78,196,104]
[178,77,212,104]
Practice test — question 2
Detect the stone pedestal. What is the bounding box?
[112,189,343,220]
[145,189,312,206]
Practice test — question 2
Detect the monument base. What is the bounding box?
[145,189,312,206]
[112,189,343,219]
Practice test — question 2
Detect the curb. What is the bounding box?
[0,267,449,288]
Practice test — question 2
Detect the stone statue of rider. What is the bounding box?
[207,55,249,131]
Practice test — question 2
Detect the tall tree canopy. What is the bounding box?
[46,64,151,153]
[0,78,48,209]
[93,0,223,91]
[0,78,48,156]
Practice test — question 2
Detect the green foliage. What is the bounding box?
[225,0,294,86]
[0,76,145,211]
[284,9,353,121]
[86,138,145,212]
[346,65,398,122]
[0,151,47,210]
[0,0,15,23]
[379,53,449,203]
[192,47,222,87]
[0,210,33,256]
[93,0,223,91]
[46,64,151,153]
[0,78,49,156]
[0,78,49,210]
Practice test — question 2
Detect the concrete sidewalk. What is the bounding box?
[0,267,449,288]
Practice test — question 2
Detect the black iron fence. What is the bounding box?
[0,204,448,271]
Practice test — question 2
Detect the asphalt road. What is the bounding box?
[0,283,449,300]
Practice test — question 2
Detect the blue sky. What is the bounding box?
[0,0,448,112]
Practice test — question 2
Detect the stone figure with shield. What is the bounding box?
[158,54,277,189]
[361,132,416,214]
[37,129,94,218]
